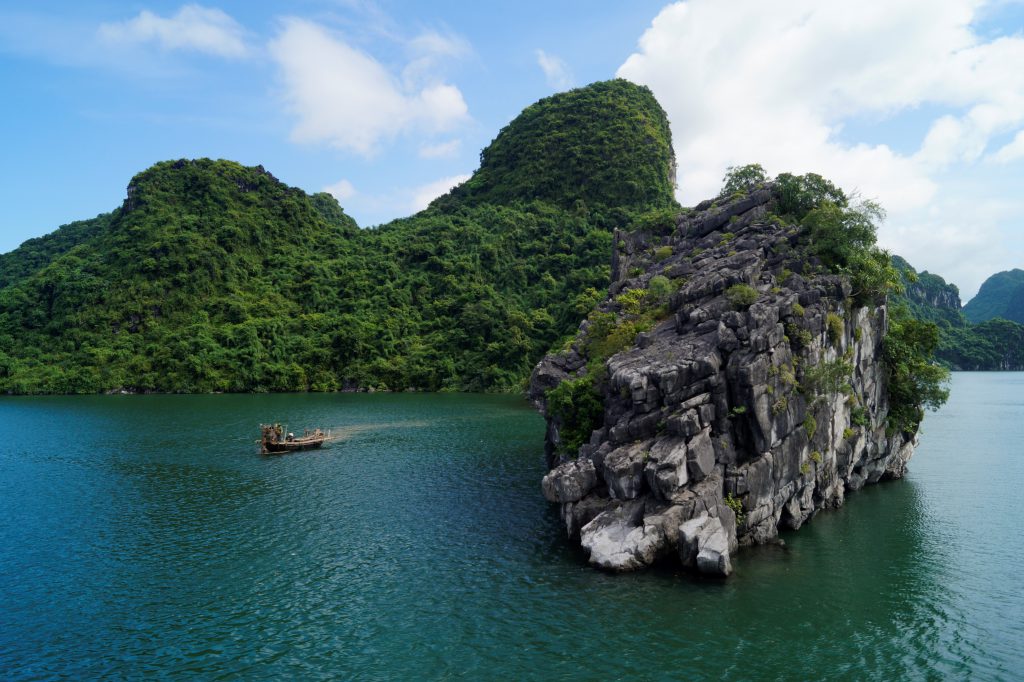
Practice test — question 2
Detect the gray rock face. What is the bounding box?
[602,441,649,500]
[531,187,916,577]
[678,513,733,576]
[542,458,597,503]
[686,429,715,482]
[562,495,615,539]
[678,514,710,568]
[644,438,687,499]
[579,501,666,571]
[696,527,733,577]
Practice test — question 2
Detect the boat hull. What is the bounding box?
[262,438,325,454]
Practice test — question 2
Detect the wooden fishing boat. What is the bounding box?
[259,423,333,454]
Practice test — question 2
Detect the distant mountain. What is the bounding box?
[893,257,1024,370]
[0,79,678,394]
[963,269,1024,324]
[891,255,962,326]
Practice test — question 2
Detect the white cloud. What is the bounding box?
[879,186,1024,302]
[269,18,469,156]
[410,174,471,212]
[536,49,573,90]
[419,139,462,159]
[324,178,356,201]
[403,30,472,88]
[97,4,248,58]
[617,0,1024,298]
[408,30,471,60]
[991,129,1024,163]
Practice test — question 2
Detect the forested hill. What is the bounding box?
[893,257,1024,370]
[963,269,1024,324]
[442,79,676,212]
[0,79,678,394]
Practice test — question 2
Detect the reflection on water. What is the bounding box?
[0,378,1022,679]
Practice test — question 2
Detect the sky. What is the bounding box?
[1,0,1023,300]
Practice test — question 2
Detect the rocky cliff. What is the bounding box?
[529,188,915,577]
[891,255,962,327]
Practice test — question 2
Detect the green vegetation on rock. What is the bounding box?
[890,256,964,327]
[724,493,745,526]
[544,372,605,457]
[725,284,758,309]
[545,273,677,454]
[731,165,948,432]
[883,309,950,433]
[826,313,843,346]
[939,317,1024,371]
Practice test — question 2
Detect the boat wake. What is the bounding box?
[321,420,431,441]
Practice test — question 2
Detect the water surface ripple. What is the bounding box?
[1,376,1022,679]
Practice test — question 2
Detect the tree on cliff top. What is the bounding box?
[720,163,768,197]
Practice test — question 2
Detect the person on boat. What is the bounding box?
[274,423,283,442]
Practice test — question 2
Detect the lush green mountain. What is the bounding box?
[963,269,1024,324]
[0,79,677,394]
[444,79,676,213]
[893,257,1024,370]
[0,213,113,291]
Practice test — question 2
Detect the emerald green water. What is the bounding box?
[1,373,1021,679]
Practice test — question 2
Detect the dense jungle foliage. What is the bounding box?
[444,79,676,213]
[939,318,1024,370]
[0,80,678,394]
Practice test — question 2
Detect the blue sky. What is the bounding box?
[1,0,1023,299]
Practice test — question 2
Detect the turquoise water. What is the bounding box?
[1,374,1021,679]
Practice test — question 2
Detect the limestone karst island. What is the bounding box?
[3,3,1024,679]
